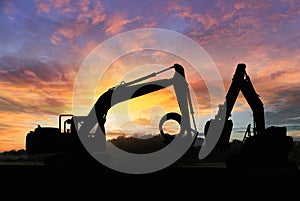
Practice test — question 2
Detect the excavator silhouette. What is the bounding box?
[26,64,198,156]
[25,63,295,169]
[204,63,295,169]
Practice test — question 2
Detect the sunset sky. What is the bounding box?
[0,0,299,152]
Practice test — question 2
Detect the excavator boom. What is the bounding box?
[26,63,195,154]
[77,64,192,140]
[223,63,265,135]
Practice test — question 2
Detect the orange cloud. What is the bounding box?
[167,1,216,31]
[0,56,79,151]
[76,0,90,12]
[77,1,106,25]
[143,21,157,28]
[50,22,89,46]
[35,0,106,24]
[131,117,151,126]
[0,56,76,111]
[104,13,143,35]
[234,2,246,10]
[35,1,51,13]
[52,0,71,10]
[35,0,73,14]
[50,34,62,46]
[4,1,16,15]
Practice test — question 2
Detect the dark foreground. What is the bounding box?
[1,149,299,195]
[1,162,299,182]
[0,151,299,181]
[1,162,299,198]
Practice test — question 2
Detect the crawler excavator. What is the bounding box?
[203,63,295,169]
[26,64,198,158]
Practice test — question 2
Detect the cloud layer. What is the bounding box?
[0,0,299,151]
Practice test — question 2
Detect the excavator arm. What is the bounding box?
[225,63,265,135]
[240,70,265,135]
[74,64,196,152]
[205,63,266,149]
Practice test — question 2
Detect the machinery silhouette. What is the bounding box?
[25,63,295,169]
[26,64,198,154]
[203,63,295,169]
